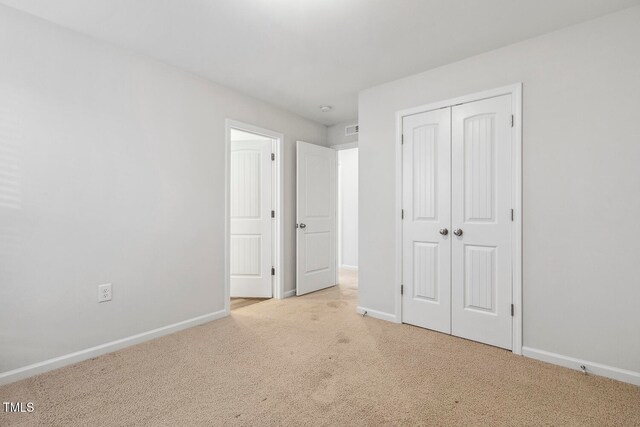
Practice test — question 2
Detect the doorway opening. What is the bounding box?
[337,147,358,289]
[225,120,284,313]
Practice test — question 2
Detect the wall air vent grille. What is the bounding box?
[345,124,359,137]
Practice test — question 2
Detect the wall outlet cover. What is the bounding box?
[98,283,112,303]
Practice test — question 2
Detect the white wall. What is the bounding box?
[328,119,358,146]
[359,6,640,376]
[0,5,326,378]
[338,148,358,269]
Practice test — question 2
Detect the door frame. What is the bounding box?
[394,83,523,354]
[225,119,284,313]
[333,142,359,277]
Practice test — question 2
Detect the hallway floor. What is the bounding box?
[230,297,269,311]
[1,271,638,426]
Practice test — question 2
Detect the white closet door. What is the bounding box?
[402,108,452,334]
[296,141,337,296]
[451,95,513,349]
[230,140,273,298]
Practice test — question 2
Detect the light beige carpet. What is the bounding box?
[1,270,638,426]
[230,297,269,311]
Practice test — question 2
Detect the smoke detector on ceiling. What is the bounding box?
[319,105,332,113]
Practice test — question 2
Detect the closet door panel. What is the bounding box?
[402,108,452,333]
[451,95,513,350]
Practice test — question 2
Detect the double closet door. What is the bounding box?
[402,95,513,350]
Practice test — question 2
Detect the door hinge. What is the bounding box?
[511,209,514,221]
[511,115,514,127]
[401,134,404,144]
[401,284,404,295]
[401,209,404,219]
[511,304,514,316]
[271,267,275,276]
[271,153,275,161]
[271,210,275,218]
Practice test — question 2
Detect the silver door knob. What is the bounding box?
[453,229,463,236]
[299,223,306,229]
[439,228,448,236]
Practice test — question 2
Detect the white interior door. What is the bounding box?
[451,95,513,349]
[230,139,273,298]
[402,108,452,334]
[296,141,337,296]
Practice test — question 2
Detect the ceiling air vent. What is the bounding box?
[345,124,359,137]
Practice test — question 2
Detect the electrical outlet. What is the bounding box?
[98,283,112,303]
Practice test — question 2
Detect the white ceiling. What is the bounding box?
[2,0,638,125]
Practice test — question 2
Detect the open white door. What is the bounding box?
[230,139,273,298]
[296,141,337,296]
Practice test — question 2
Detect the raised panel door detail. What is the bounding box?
[230,139,272,298]
[452,93,513,350]
[413,242,438,301]
[401,107,451,335]
[304,231,330,273]
[305,155,330,218]
[464,245,496,312]
[230,235,261,277]
[464,114,495,222]
[230,150,261,219]
[413,125,438,221]
[296,141,337,296]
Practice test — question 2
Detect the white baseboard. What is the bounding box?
[522,346,640,386]
[0,309,228,386]
[284,289,296,298]
[356,306,399,323]
[340,264,358,271]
